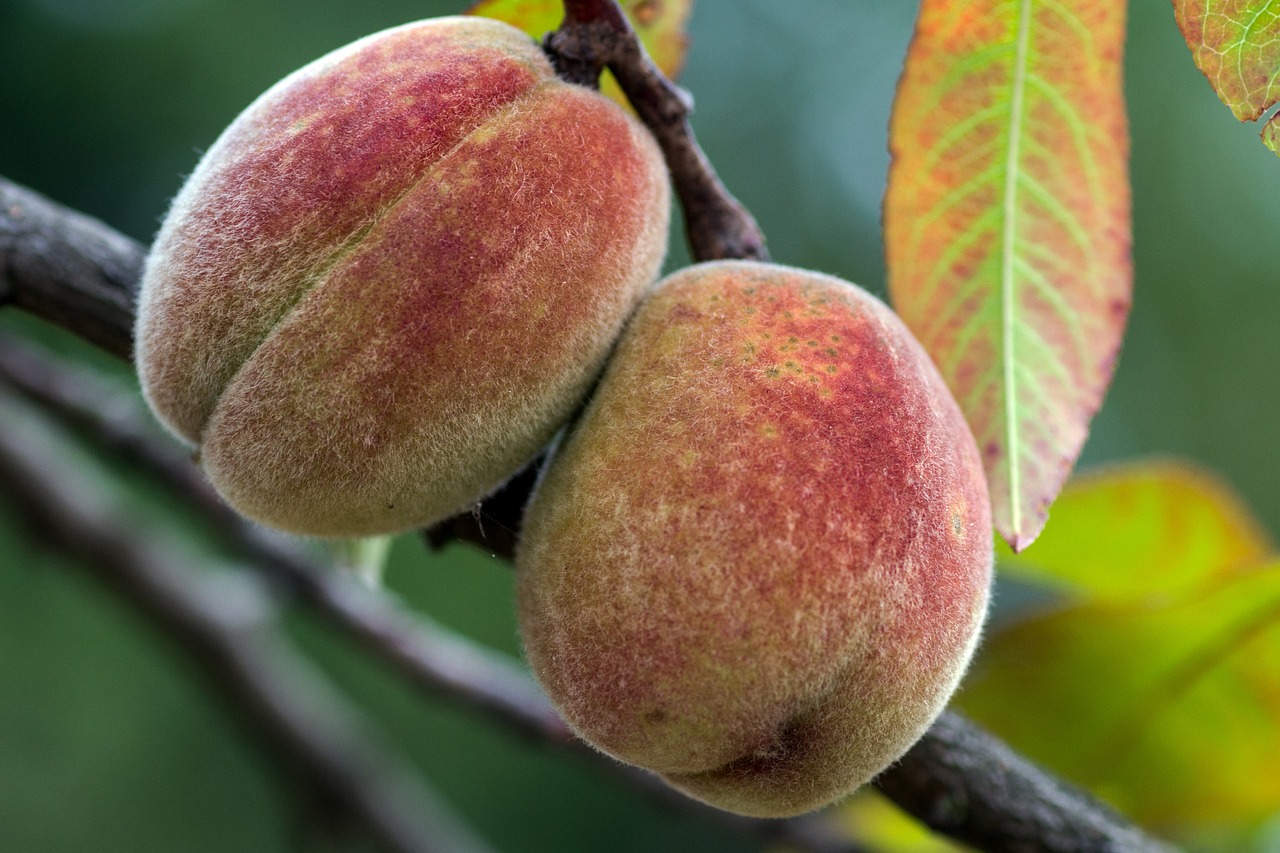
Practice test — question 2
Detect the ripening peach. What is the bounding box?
[135,16,669,536]
[517,261,992,818]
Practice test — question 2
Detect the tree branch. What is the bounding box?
[0,391,494,853]
[0,333,1166,853]
[878,712,1171,852]
[0,179,139,360]
[544,0,769,262]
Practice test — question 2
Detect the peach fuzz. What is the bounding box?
[135,16,669,536]
[516,261,992,817]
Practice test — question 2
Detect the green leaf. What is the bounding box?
[1000,460,1273,602]
[836,791,972,852]
[467,0,692,108]
[960,561,1280,828]
[885,0,1132,551]
[468,0,562,40]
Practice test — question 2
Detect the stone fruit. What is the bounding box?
[517,261,992,817]
[135,16,669,536]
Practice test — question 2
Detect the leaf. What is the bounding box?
[619,0,692,83]
[836,792,972,852]
[1173,1,1280,122]
[999,460,1273,602]
[1263,111,1280,154]
[467,0,692,108]
[468,0,562,38]
[959,561,1280,827]
[885,0,1132,551]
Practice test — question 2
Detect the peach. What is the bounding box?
[135,16,669,536]
[516,261,992,817]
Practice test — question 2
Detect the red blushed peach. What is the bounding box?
[516,261,992,818]
[135,16,669,536]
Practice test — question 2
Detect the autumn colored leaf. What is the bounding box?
[1174,0,1280,155]
[960,561,1280,827]
[467,0,692,108]
[1173,0,1280,120]
[885,0,1132,551]
[997,460,1273,602]
[1263,115,1280,155]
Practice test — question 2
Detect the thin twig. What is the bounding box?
[544,0,769,262]
[0,391,494,853]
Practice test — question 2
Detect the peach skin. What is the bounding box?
[517,261,992,817]
[135,16,669,536]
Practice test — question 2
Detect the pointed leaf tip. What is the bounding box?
[1000,460,1274,602]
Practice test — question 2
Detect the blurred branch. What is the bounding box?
[0,334,563,740]
[0,391,494,853]
[0,334,867,853]
[544,0,769,262]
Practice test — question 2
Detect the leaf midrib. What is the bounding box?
[1000,0,1034,545]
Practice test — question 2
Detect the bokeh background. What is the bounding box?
[2,1,1278,851]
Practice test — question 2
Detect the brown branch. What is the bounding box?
[0,179,139,360]
[878,713,1173,853]
[0,391,494,853]
[544,0,768,263]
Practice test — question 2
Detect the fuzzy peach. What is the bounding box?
[516,261,992,817]
[135,16,669,536]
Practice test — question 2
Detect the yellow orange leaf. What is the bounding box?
[836,792,972,852]
[961,561,1280,827]
[1000,460,1273,602]
[885,0,1132,551]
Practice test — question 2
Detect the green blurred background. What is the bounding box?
[2,1,1278,850]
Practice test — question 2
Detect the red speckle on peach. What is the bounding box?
[517,260,992,817]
